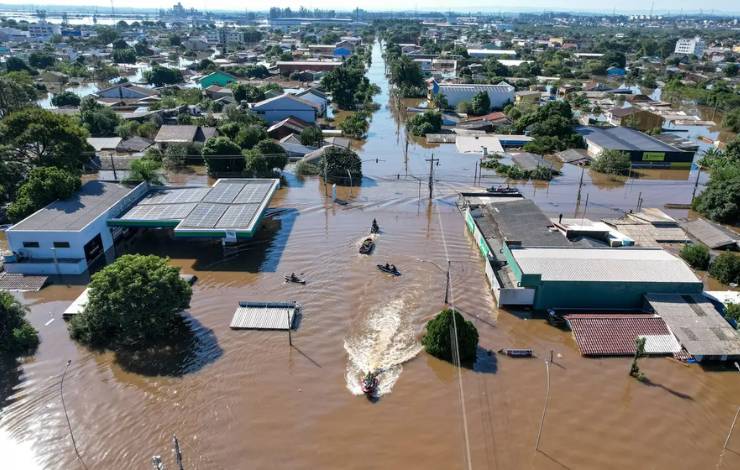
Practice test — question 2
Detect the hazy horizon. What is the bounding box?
[0,0,739,16]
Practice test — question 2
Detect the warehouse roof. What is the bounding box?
[578,126,686,153]
[9,181,139,232]
[510,247,701,283]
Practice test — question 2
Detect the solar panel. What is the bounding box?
[180,203,228,228]
[234,182,273,204]
[216,204,260,229]
[203,183,243,204]
[122,203,197,220]
[139,187,209,205]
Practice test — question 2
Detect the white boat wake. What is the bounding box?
[344,299,422,396]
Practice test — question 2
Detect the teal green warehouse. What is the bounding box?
[503,245,704,310]
[198,71,237,88]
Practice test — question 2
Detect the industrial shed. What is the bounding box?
[578,126,695,168]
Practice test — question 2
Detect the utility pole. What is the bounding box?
[444,260,451,304]
[172,435,184,470]
[426,154,439,199]
[576,165,585,203]
[111,154,118,181]
[287,310,292,346]
[535,360,551,452]
[323,155,328,196]
[691,166,702,202]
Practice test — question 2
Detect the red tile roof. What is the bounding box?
[565,314,671,356]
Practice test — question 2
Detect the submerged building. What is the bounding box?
[3,179,279,275]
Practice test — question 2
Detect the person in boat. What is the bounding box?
[290,272,298,282]
[371,219,379,233]
[384,262,390,270]
[390,264,397,272]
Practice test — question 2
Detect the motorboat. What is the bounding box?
[377,264,401,276]
[498,348,534,358]
[361,371,379,396]
[370,219,380,234]
[284,274,306,284]
[359,238,375,255]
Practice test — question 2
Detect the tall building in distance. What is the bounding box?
[674,36,706,57]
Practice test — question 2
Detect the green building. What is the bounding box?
[198,71,238,88]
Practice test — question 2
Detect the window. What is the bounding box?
[22,241,40,248]
[53,241,71,248]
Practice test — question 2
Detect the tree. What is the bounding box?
[235,125,267,150]
[679,243,710,270]
[202,136,244,175]
[143,65,183,87]
[316,146,362,185]
[421,309,479,363]
[321,64,375,109]
[299,126,324,147]
[725,63,739,78]
[28,51,55,69]
[602,51,626,69]
[389,55,424,96]
[709,252,740,286]
[725,303,740,325]
[0,291,39,356]
[0,107,91,169]
[69,255,192,348]
[242,139,288,178]
[406,111,442,137]
[339,112,370,139]
[430,92,448,111]
[112,48,137,64]
[79,96,120,136]
[470,91,491,116]
[5,57,32,73]
[592,149,631,175]
[231,83,265,103]
[7,167,81,222]
[723,108,740,133]
[50,91,81,107]
[168,33,182,47]
[0,74,36,117]
[125,158,163,185]
[692,164,740,224]
[629,337,647,381]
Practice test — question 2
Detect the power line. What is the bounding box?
[60,360,88,470]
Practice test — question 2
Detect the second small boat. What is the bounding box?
[359,237,375,255]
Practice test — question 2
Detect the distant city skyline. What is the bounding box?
[1,0,739,15]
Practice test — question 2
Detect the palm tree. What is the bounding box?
[125,158,163,185]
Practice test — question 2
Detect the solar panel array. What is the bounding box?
[116,179,277,234]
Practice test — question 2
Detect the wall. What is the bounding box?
[254,97,317,124]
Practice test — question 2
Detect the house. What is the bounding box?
[294,88,329,116]
[466,49,517,59]
[183,37,210,51]
[95,83,158,101]
[154,125,217,148]
[267,116,311,140]
[204,85,234,100]
[606,66,626,77]
[275,61,342,75]
[606,107,664,132]
[250,94,319,124]
[278,134,317,161]
[116,136,154,154]
[579,126,695,168]
[515,90,541,105]
[198,70,237,88]
[428,80,515,109]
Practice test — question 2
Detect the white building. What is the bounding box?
[3,181,147,275]
[674,37,705,57]
[28,21,61,40]
[428,80,515,109]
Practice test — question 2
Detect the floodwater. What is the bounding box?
[2,41,740,470]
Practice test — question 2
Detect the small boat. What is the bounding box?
[370,219,380,234]
[498,348,534,358]
[359,238,375,255]
[284,274,306,285]
[377,264,401,276]
[360,371,379,396]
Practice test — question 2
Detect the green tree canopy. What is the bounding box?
[69,254,192,348]
[5,56,32,73]
[112,48,137,64]
[470,91,492,116]
[231,83,265,103]
[592,149,632,175]
[389,55,425,95]
[299,126,324,147]
[0,107,91,169]
[709,252,740,286]
[0,74,36,117]
[235,125,268,150]
[143,65,183,87]
[202,136,244,175]
[421,309,479,363]
[692,164,740,224]
[679,243,710,270]
[51,91,81,108]
[242,139,288,178]
[339,112,370,139]
[0,291,39,357]
[125,158,163,185]
[406,110,442,137]
[79,96,121,136]
[7,166,81,222]
[316,146,362,185]
[28,51,55,69]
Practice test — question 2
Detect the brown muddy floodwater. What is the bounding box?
[2,41,740,470]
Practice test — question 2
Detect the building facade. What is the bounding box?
[674,37,706,57]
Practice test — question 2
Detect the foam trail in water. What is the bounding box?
[344,299,422,396]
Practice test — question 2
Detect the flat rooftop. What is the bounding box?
[9,181,138,232]
[510,247,701,283]
[647,293,740,358]
[110,179,279,238]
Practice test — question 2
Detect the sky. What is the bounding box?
[1,0,739,15]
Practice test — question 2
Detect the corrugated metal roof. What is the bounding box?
[565,313,675,356]
[230,301,296,330]
[647,293,740,357]
[681,218,738,250]
[511,247,700,283]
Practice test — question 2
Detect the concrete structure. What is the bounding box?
[466,48,516,58]
[579,126,695,168]
[3,181,147,275]
[674,37,706,57]
[251,94,318,124]
[428,80,514,109]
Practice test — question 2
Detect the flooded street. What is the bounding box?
[2,41,740,470]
